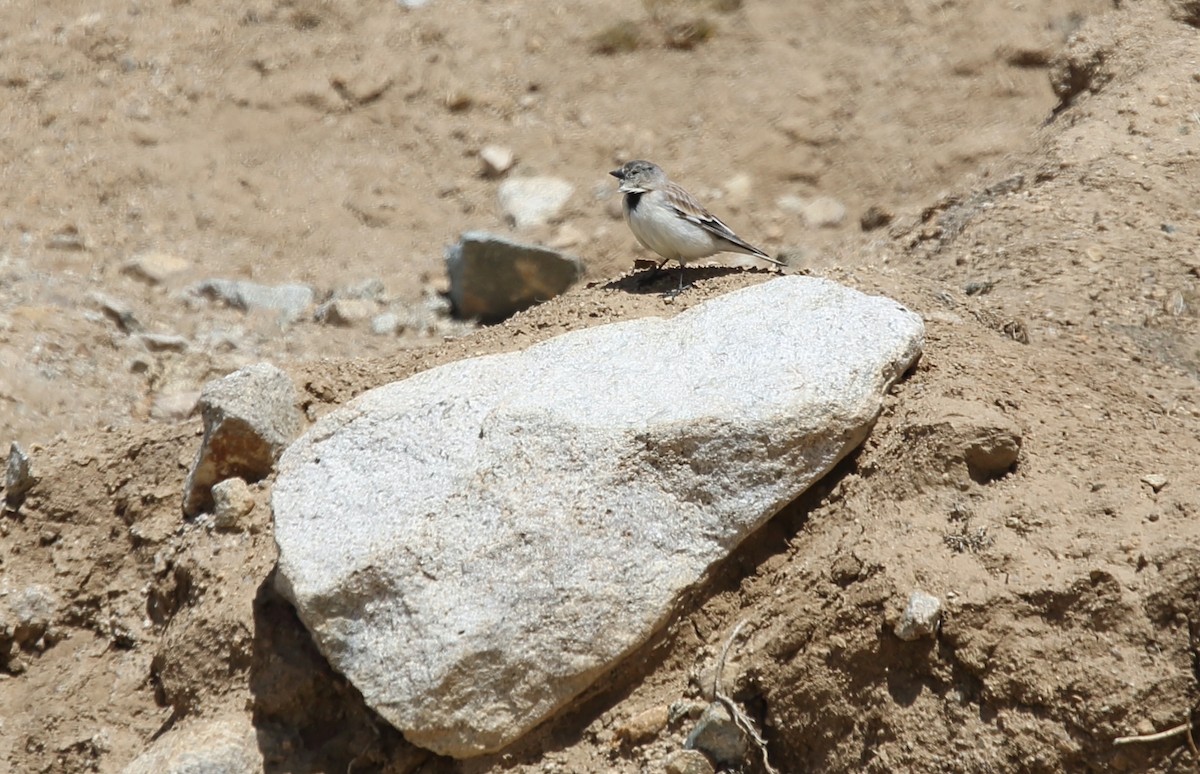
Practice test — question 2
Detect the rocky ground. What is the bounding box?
[1,0,1199,772]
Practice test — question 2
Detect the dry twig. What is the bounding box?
[713,619,780,774]
[1113,620,1200,763]
[1114,722,1192,746]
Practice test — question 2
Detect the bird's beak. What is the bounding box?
[611,168,644,193]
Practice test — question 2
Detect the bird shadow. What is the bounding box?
[601,264,775,296]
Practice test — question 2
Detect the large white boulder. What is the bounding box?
[272,276,924,757]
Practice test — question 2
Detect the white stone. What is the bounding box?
[10,585,58,634]
[723,173,754,206]
[895,591,942,641]
[1141,473,1168,493]
[370,312,405,336]
[802,196,847,228]
[273,277,923,757]
[315,298,377,327]
[212,477,255,531]
[776,194,807,215]
[187,279,314,324]
[479,145,516,178]
[498,177,574,229]
[150,390,201,423]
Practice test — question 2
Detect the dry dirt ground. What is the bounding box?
[2,0,1200,772]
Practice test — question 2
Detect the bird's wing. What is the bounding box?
[664,183,782,264]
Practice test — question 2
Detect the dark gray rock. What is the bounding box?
[183,363,301,517]
[5,442,35,509]
[685,703,747,769]
[445,231,582,322]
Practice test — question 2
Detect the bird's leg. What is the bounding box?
[637,257,674,288]
[662,266,690,300]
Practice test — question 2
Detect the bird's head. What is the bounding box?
[609,160,667,194]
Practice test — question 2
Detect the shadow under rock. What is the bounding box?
[248,572,441,774]
[707,445,863,591]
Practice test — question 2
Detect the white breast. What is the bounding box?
[626,193,719,263]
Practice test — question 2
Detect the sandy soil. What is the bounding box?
[2,0,1199,771]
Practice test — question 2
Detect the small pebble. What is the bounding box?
[860,205,894,231]
[212,478,256,531]
[91,293,141,333]
[1165,291,1187,317]
[801,196,847,228]
[47,226,86,251]
[722,173,753,205]
[1140,473,1168,493]
[895,590,942,641]
[663,749,716,774]
[150,390,201,422]
[6,442,36,508]
[613,705,669,745]
[498,177,574,229]
[371,312,405,336]
[136,333,190,353]
[479,145,515,178]
[123,252,191,285]
[684,702,746,768]
[315,298,376,327]
[775,194,806,215]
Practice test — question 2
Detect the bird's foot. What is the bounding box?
[661,281,692,301]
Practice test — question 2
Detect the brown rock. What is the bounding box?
[860,205,894,231]
[614,704,670,745]
[663,749,716,774]
[123,252,191,285]
[316,298,377,327]
[902,399,1023,488]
